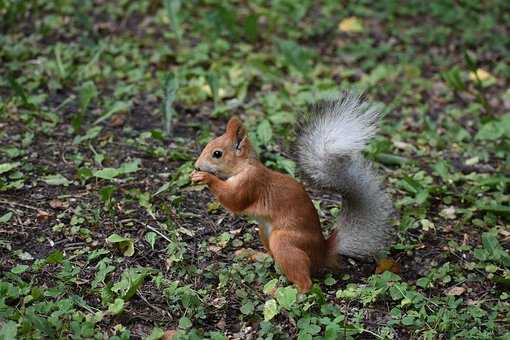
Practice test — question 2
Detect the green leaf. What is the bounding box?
[164,0,182,41]
[111,267,153,300]
[416,277,430,288]
[93,100,131,125]
[92,259,116,289]
[257,119,273,144]
[263,279,278,294]
[206,72,220,104]
[178,316,192,329]
[46,250,64,264]
[481,232,499,254]
[0,162,20,175]
[324,276,336,286]
[275,286,297,309]
[501,113,510,136]
[108,298,125,315]
[146,327,165,340]
[0,212,13,224]
[263,299,279,321]
[106,234,135,257]
[145,232,157,250]
[477,204,510,217]
[93,168,121,180]
[153,182,171,196]
[10,264,29,274]
[432,160,450,181]
[278,40,313,75]
[162,72,179,134]
[441,67,465,92]
[73,126,102,144]
[0,320,18,340]
[375,153,408,166]
[209,332,228,340]
[476,121,505,140]
[42,174,71,186]
[485,264,498,273]
[93,159,140,180]
[399,176,421,194]
[324,322,341,339]
[119,159,140,174]
[79,80,98,111]
[240,301,254,315]
[274,156,296,176]
[243,14,258,42]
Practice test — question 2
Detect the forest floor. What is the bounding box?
[1,1,509,339]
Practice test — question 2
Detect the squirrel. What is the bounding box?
[190,92,394,293]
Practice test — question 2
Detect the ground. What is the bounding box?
[0,1,509,339]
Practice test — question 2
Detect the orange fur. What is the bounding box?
[191,117,337,292]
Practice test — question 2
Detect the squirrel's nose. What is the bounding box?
[195,166,201,171]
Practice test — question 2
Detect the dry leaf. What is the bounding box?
[440,206,456,220]
[250,251,270,262]
[216,318,226,330]
[338,17,363,33]
[468,69,493,82]
[462,233,470,246]
[234,248,257,258]
[162,330,177,340]
[36,210,50,222]
[234,248,269,262]
[393,141,416,152]
[208,245,222,253]
[50,199,68,210]
[446,286,466,296]
[207,201,222,213]
[110,114,126,127]
[375,258,401,274]
[230,228,243,235]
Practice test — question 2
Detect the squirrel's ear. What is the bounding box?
[225,117,247,152]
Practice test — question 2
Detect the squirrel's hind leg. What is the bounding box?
[269,231,312,293]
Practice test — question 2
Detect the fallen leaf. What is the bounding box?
[440,206,456,220]
[462,233,470,246]
[230,228,243,235]
[42,174,71,186]
[234,248,269,262]
[106,234,135,257]
[216,318,226,330]
[251,251,270,262]
[468,69,493,82]
[208,245,222,253]
[375,258,401,274]
[420,219,435,231]
[338,17,363,33]
[393,141,416,152]
[207,201,222,213]
[50,199,68,209]
[234,248,256,258]
[110,114,126,127]
[37,210,50,222]
[162,330,177,340]
[446,286,466,296]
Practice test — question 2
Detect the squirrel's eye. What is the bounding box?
[212,150,223,159]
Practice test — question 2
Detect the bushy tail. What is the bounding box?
[297,92,394,259]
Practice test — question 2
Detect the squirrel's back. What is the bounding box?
[297,92,394,259]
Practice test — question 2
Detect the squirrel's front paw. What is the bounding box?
[190,170,211,184]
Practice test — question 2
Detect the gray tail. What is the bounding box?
[297,92,394,259]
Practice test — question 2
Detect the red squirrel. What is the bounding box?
[190,93,393,293]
